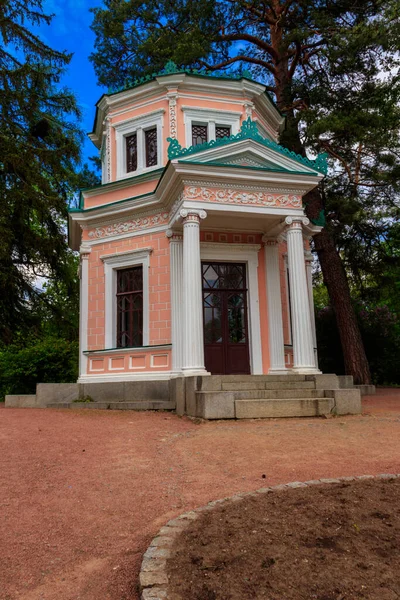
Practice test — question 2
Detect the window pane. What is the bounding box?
[126,133,137,172]
[216,126,231,139]
[192,124,207,146]
[116,266,143,348]
[145,127,158,167]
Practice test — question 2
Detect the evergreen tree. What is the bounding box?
[91,0,400,383]
[0,0,83,343]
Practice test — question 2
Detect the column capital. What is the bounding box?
[285,216,310,229]
[179,208,207,224]
[79,244,91,258]
[304,250,313,264]
[262,234,284,245]
[166,229,183,242]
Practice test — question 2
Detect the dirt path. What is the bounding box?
[1,389,399,600]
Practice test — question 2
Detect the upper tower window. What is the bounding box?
[216,125,231,139]
[126,133,138,173]
[145,127,158,167]
[114,110,164,180]
[183,107,241,148]
[192,124,208,146]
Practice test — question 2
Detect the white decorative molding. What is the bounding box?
[88,212,169,239]
[167,93,177,139]
[200,243,263,375]
[103,248,152,349]
[114,109,164,181]
[183,186,302,208]
[184,180,305,196]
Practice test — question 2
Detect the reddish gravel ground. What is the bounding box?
[1,388,399,600]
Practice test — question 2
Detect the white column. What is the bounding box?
[305,249,318,369]
[167,230,184,372]
[79,244,91,379]
[180,208,208,374]
[285,217,321,374]
[264,237,287,374]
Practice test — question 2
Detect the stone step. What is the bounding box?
[220,374,306,383]
[232,389,322,400]
[235,398,334,419]
[222,381,315,391]
[46,401,175,411]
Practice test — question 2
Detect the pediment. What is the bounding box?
[177,137,321,176]
[205,150,289,172]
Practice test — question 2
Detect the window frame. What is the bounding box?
[116,265,144,348]
[182,107,241,147]
[102,248,152,349]
[114,110,164,181]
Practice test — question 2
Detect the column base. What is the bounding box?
[291,366,322,375]
[268,368,289,375]
[181,368,210,377]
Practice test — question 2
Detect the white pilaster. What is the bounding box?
[263,237,287,374]
[79,244,91,379]
[180,208,208,375]
[305,249,318,369]
[285,217,321,374]
[167,230,184,372]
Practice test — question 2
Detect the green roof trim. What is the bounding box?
[168,118,328,175]
[108,60,257,96]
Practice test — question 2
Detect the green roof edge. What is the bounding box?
[168,118,328,175]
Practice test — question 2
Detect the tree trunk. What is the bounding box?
[304,189,371,384]
[268,10,372,384]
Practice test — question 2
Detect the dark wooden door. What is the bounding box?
[202,262,251,375]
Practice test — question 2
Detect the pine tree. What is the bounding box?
[91,0,400,383]
[0,0,83,343]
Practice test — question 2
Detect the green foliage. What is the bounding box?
[0,337,79,399]
[316,298,400,385]
[0,0,83,344]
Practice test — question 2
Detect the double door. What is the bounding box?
[202,262,251,375]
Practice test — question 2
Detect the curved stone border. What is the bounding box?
[139,474,400,599]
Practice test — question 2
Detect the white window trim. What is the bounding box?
[182,107,241,147]
[101,248,152,349]
[114,109,164,181]
[200,243,263,375]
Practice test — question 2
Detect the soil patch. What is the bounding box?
[167,478,400,600]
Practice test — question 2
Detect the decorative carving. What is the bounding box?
[166,229,183,242]
[168,94,177,139]
[180,208,207,223]
[183,186,302,208]
[285,216,310,229]
[167,117,328,175]
[185,179,305,196]
[88,212,169,239]
[105,117,111,183]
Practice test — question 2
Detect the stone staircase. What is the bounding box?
[181,374,363,419]
[5,373,368,418]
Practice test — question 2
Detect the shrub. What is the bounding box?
[0,337,78,400]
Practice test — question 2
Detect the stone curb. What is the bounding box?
[139,473,400,599]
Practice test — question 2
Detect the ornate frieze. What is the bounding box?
[183,186,302,208]
[88,212,169,239]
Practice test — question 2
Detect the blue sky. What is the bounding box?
[34,0,106,165]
